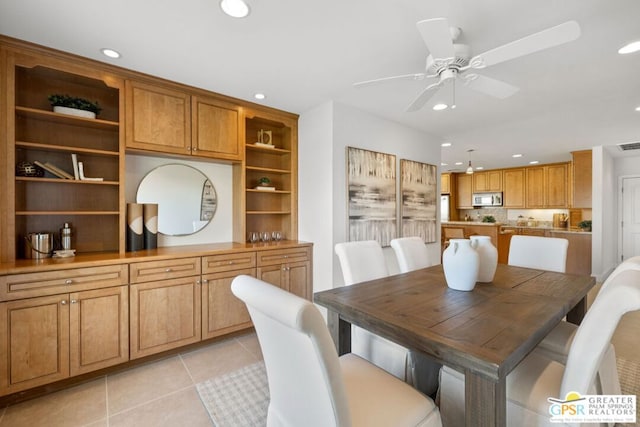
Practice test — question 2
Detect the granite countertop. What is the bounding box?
[442,222,591,234]
[442,221,502,226]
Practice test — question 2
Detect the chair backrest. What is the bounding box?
[507,235,568,273]
[561,269,640,396]
[231,275,350,427]
[335,240,389,285]
[600,255,640,293]
[390,237,433,273]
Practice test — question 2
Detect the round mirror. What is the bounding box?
[136,164,217,236]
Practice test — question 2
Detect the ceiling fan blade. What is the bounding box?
[406,81,443,112]
[462,74,519,99]
[416,18,455,59]
[470,20,581,69]
[353,73,429,88]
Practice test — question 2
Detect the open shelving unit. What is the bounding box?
[4,52,125,261]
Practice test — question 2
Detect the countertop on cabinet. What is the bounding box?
[501,226,591,235]
[442,221,502,226]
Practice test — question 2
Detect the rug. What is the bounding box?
[196,361,269,427]
[616,357,639,427]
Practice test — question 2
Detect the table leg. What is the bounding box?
[567,296,587,325]
[326,311,351,356]
[465,371,506,427]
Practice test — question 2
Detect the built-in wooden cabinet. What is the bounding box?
[257,246,312,299]
[0,265,129,395]
[3,48,124,262]
[192,95,243,161]
[472,170,502,192]
[503,168,526,208]
[125,80,191,155]
[455,173,473,209]
[525,163,568,208]
[242,110,298,243]
[571,150,592,208]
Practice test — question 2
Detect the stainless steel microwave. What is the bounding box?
[472,192,503,206]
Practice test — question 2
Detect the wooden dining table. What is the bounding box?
[313,263,596,427]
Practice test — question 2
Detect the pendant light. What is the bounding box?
[466,149,474,174]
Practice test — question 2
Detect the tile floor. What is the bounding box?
[0,284,638,427]
[0,333,263,427]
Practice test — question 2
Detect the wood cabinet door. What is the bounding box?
[525,167,545,208]
[572,150,592,208]
[0,295,69,395]
[201,268,254,339]
[192,95,242,161]
[257,264,285,290]
[69,286,129,376]
[455,174,473,209]
[285,261,311,299]
[125,80,191,155]
[503,169,525,208]
[546,164,569,208]
[130,277,201,359]
[441,173,450,194]
[487,170,503,191]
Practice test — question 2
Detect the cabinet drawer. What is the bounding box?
[129,257,201,284]
[0,264,128,301]
[257,247,310,266]
[202,252,256,274]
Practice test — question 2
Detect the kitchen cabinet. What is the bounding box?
[129,257,202,359]
[571,150,592,208]
[0,265,129,395]
[526,164,568,208]
[455,173,473,209]
[257,247,312,299]
[191,95,242,161]
[472,170,502,192]
[201,252,256,339]
[503,169,526,208]
[441,173,451,194]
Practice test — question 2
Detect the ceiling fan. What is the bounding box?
[354,18,581,112]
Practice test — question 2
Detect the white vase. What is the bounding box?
[470,235,498,283]
[442,239,479,291]
[53,106,96,119]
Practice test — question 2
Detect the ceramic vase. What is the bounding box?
[442,239,479,291]
[126,203,144,252]
[143,203,158,250]
[470,235,498,283]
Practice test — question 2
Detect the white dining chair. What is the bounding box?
[390,236,436,273]
[334,241,409,382]
[439,268,640,427]
[507,235,568,273]
[231,275,442,427]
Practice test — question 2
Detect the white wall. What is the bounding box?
[299,101,442,293]
[125,154,233,246]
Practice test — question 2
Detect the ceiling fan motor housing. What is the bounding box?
[426,43,471,76]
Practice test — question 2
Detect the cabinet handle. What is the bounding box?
[228,261,233,265]
[71,299,77,304]
[65,279,73,285]
[165,268,172,272]
[283,255,288,258]
[192,147,198,152]
[60,300,68,305]
[202,279,209,284]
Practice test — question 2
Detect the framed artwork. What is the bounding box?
[347,147,396,247]
[400,159,437,243]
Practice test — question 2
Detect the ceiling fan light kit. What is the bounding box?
[354,18,581,112]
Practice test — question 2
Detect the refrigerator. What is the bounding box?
[440,195,450,222]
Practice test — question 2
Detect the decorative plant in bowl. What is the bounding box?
[48,94,101,119]
[577,220,592,232]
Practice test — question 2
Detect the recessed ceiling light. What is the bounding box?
[441,142,452,147]
[220,0,250,18]
[100,48,121,59]
[254,93,266,100]
[635,106,640,112]
[433,103,448,111]
[529,160,539,164]
[440,162,448,166]
[512,154,523,158]
[454,161,463,166]
[618,40,640,55]
[475,166,484,170]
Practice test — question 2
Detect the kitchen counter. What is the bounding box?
[501,225,591,234]
[442,221,502,226]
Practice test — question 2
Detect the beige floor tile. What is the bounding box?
[83,419,108,427]
[108,387,212,427]
[181,337,259,383]
[0,377,106,427]
[235,332,263,359]
[107,356,193,415]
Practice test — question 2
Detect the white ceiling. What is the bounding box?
[2,0,640,171]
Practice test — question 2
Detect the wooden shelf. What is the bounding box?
[16,141,119,157]
[245,144,291,154]
[246,211,291,215]
[246,166,290,174]
[16,177,119,185]
[246,189,291,194]
[16,211,120,216]
[16,106,119,129]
